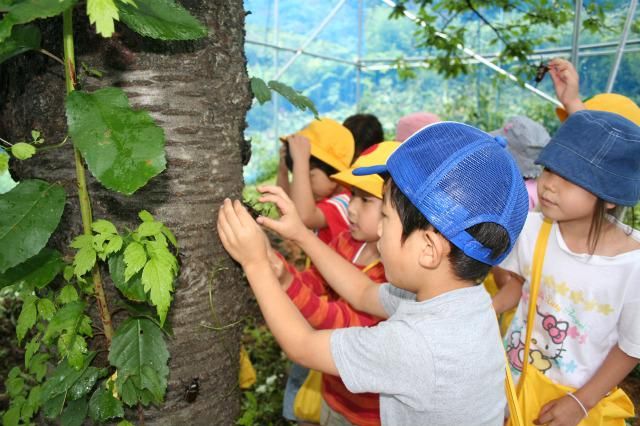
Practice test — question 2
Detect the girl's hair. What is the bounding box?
[342,114,384,161]
[588,200,627,253]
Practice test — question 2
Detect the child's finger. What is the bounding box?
[259,193,295,216]
[233,199,257,226]
[256,215,284,234]
[221,198,243,233]
[217,206,237,247]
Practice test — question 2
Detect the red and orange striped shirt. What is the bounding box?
[283,230,386,426]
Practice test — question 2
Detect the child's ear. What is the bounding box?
[417,230,448,269]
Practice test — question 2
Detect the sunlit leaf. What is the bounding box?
[118,0,207,40]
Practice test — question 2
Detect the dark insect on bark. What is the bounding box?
[534,62,549,85]
[184,377,200,403]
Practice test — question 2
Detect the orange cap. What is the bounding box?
[331,141,401,198]
[556,93,640,126]
[295,118,355,172]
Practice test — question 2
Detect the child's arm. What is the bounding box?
[257,185,389,319]
[549,58,585,115]
[275,142,291,195]
[534,345,638,425]
[217,198,338,375]
[491,266,524,314]
[287,134,329,229]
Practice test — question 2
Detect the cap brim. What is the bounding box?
[352,164,388,176]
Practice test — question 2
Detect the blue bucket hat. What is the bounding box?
[536,110,640,207]
[354,122,529,265]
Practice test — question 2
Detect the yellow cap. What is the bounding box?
[331,141,401,198]
[296,118,355,172]
[556,93,640,125]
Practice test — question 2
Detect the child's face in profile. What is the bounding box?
[537,168,599,223]
[347,188,382,243]
[309,168,338,201]
[376,186,409,287]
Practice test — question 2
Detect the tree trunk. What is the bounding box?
[0,1,252,424]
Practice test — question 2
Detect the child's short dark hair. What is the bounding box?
[386,178,510,283]
[284,142,338,176]
[343,114,384,160]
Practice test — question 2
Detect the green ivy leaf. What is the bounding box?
[37,297,56,321]
[11,141,36,160]
[250,77,271,104]
[43,301,88,344]
[24,336,39,368]
[58,332,89,369]
[108,251,147,302]
[73,244,97,278]
[87,0,119,37]
[0,0,78,43]
[58,285,79,304]
[68,366,101,400]
[6,376,24,398]
[0,248,64,290]
[109,318,169,406]
[0,24,41,64]
[267,80,319,118]
[41,351,96,400]
[66,88,166,195]
[103,234,123,257]
[23,384,42,419]
[123,241,146,282]
[60,396,88,426]
[0,180,66,273]
[92,218,118,235]
[2,401,22,426]
[161,224,178,248]
[118,0,207,40]
[141,257,173,325]
[42,393,65,419]
[89,381,124,421]
[138,209,154,222]
[28,352,49,381]
[118,420,135,426]
[136,220,163,237]
[16,295,37,344]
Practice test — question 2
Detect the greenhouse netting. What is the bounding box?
[243,0,640,184]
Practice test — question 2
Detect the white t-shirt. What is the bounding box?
[501,212,640,389]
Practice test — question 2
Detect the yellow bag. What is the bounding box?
[483,272,516,336]
[507,220,635,426]
[239,345,257,389]
[293,369,322,423]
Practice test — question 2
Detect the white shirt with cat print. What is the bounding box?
[501,212,640,389]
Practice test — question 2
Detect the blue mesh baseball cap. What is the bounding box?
[354,122,529,265]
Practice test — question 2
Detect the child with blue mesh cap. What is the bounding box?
[217,122,529,425]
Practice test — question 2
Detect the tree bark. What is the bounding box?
[0,1,252,424]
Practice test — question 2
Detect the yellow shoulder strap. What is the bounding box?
[503,218,552,426]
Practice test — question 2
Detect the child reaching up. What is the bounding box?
[276,142,399,426]
[218,122,529,425]
[492,110,640,425]
[276,118,355,245]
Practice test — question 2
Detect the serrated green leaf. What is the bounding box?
[60,396,88,426]
[138,209,154,222]
[8,366,20,378]
[118,420,135,426]
[87,0,119,37]
[0,24,41,64]
[69,366,100,400]
[250,77,271,104]
[58,332,89,369]
[31,130,40,140]
[2,401,22,426]
[109,318,169,405]
[123,241,146,282]
[145,240,177,273]
[161,224,177,248]
[41,352,96,402]
[6,376,24,398]
[73,245,97,277]
[0,180,65,273]
[70,235,94,250]
[59,285,79,304]
[0,248,64,290]
[0,0,78,43]
[16,295,37,344]
[141,257,173,325]
[118,0,207,40]
[37,297,56,320]
[89,381,124,421]
[63,265,74,281]
[24,336,39,368]
[136,220,163,237]
[23,384,42,419]
[28,352,48,381]
[43,301,86,343]
[66,88,166,195]
[267,80,319,118]
[108,251,147,302]
[92,218,118,235]
[104,234,123,256]
[42,392,65,418]
[10,141,36,160]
